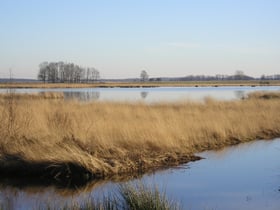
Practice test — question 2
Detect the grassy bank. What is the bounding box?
[0,80,280,88]
[0,92,280,181]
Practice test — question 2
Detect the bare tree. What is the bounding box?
[235,70,245,80]
[85,67,100,83]
[38,62,49,83]
[57,61,65,82]
[140,70,149,82]
[91,68,100,83]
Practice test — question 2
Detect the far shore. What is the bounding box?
[0,80,280,89]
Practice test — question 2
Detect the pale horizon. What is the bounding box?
[0,0,279,79]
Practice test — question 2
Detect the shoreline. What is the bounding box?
[0,80,280,89]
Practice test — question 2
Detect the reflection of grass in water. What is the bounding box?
[36,182,181,210]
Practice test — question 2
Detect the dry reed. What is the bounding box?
[246,91,280,100]
[0,92,279,181]
[0,92,64,100]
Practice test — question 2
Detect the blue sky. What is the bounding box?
[0,0,279,79]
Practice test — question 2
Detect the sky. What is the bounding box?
[0,0,279,79]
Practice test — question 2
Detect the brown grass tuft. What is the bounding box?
[247,91,280,100]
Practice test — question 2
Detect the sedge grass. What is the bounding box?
[0,92,64,100]
[0,92,280,180]
[35,182,180,210]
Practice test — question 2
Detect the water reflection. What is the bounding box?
[140,91,148,99]
[63,91,100,101]
[235,90,246,99]
[0,177,115,209]
[0,171,152,209]
[142,138,280,210]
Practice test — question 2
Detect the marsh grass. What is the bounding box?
[0,92,280,181]
[117,182,181,210]
[246,91,280,100]
[0,92,64,100]
[36,182,180,210]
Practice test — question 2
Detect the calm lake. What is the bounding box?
[0,138,279,210]
[1,86,280,102]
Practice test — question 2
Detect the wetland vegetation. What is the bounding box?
[0,91,279,183]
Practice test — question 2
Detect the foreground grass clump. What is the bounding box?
[0,91,280,180]
[117,182,180,210]
[38,182,180,210]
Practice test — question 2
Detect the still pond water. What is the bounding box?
[1,86,280,102]
[0,86,279,209]
[0,139,279,210]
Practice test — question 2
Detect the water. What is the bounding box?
[0,138,279,210]
[0,86,279,102]
[141,139,280,210]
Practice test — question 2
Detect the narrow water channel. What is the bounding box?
[138,138,280,210]
[0,138,279,210]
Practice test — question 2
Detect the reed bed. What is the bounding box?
[0,92,280,181]
[0,92,64,100]
[247,91,280,100]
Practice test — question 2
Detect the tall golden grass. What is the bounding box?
[0,92,64,100]
[0,92,280,180]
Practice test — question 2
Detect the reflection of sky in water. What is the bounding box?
[0,86,279,102]
[137,138,280,210]
[0,139,279,209]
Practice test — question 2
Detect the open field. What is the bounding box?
[0,80,280,89]
[0,91,280,182]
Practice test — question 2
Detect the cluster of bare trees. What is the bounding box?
[37,62,100,83]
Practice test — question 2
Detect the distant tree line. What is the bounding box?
[149,71,280,82]
[260,74,280,80]
[37,61,100,83]
[149,74,255,82]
